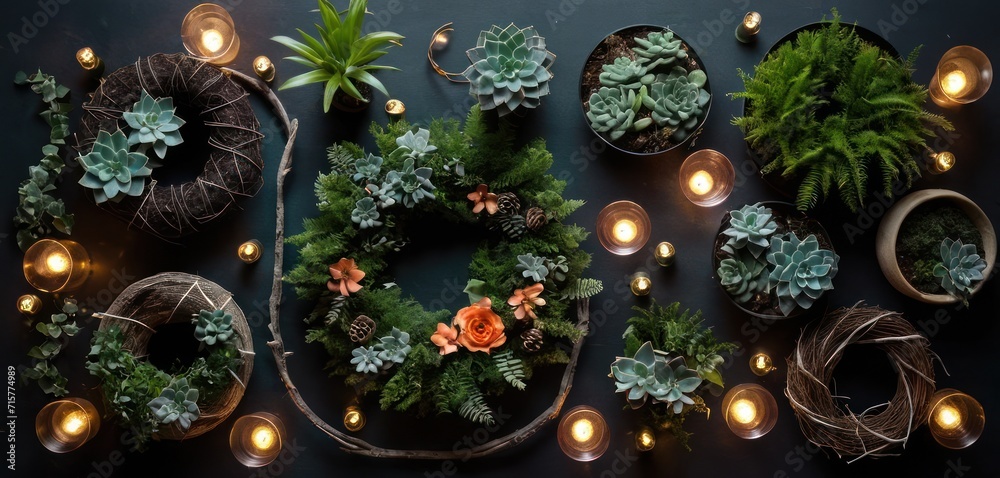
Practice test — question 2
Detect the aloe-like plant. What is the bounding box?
[462,23,555,117]
[147,378,200,431]
[610,341,702,412]
[718,251,768,304]
[272,0,403,112]
[77,130,153,203]
[586,86,640,141]
[641,67,710,141]
[123,89,185,159]
[721,204,778,259]
[193,309,234,346]
[933,238,987,304]
[766,233,840,315]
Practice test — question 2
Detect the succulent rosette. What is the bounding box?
[77,129,152,203]
[463,23,555,117]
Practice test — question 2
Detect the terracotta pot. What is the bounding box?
[875,189,996,304]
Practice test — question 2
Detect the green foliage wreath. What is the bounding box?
[287,106,600,426]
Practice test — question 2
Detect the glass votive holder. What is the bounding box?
[722,383,778,439]
[679,149,735,207]
[237,239,263,264]
[181,3,241,65]
[23,239,91,293]
[557,405,610,462]
[343,405,366,432]
[36,398,100,453]
[17,294,43,315]
[596,200,651,255]
[927,388,985,449]
[929,46,992,106]
[253,56,275,82]
[230,412,285,467]
[735,12,761,43]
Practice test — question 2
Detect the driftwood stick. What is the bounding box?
[244,65,592,458]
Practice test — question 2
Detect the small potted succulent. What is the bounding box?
[273,0,403,112]
[714,202,840,318]
[876,189,996,305]
[580,25,711,156]
[462,23,555,117]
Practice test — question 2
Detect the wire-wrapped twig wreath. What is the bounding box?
[785,302,936,462]
[96,272,254,440]
[76,53,263,239]
[237,64,592,459]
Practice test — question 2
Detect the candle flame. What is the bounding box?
[743,12,761,29]
[934,152,955,172]
[571,418,594,443]
[242,244,256,256]
[688,170,714,196]
[19,297,37,312]
[612,219,638,243]
[346,411,361,426]
[202,29,224,53]
[731,399,757,425]
[638,430,655,448]
[251,425,277,452]
[756,356,767,370]
[941,70,969,97]
[934,405,962,431]
[61,411,88,436]
[46,252,70,274]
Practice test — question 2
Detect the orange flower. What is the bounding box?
[467,184,498,215]
[453,297,506,353]
[328,258,365,296]
[508,283,546,321]
[430,322,460,355]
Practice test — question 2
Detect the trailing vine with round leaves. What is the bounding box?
[286,105,601,426]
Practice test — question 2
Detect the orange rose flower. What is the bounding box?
[453,297,506,353]
[508,283,546,320]
[430,322,460,355]
[328,258,365,296]
[467,184,498,215]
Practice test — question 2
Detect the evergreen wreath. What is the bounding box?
[286,105,601,426]
[732,10,953,212]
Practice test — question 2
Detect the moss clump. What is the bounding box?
[896,201,982,293]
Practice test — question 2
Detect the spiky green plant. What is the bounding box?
[462,23,555,117]
[272,0,403,112]
[586,86,640,141]
[732,10,953,211]
[721,204,778,258]
[766,233,840,315]
[123,89,185,159]
[77,130,152,203]
[642,67,710,141]
[933,238,987,304]
[718,251,768,304]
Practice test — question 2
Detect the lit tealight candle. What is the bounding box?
[385,99,406,122]
[181,4,241,65]
[230,412,285,467]
[735,12,762,43]
[929,46,992,106]
[749,352,777,376]
[630,272,652,297]
[654,241,676,267]
[36,398,100,453]
[17,294,42,316]
[237,239,263,264]
[941,70,969,98]
[557,406,610,462]
[679,150,735,207]
[722,383,777,439]
[927,388,985,449]
[635,426,656,452]
[253,55,275,82]
[23,239,91,293]
[596,201,651,255]
[343,406,366,432]
[931,151,956,174]
[75,47,103,73]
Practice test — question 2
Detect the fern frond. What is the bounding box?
[493,349,526,391]
[457,376,495,426]
[560,278,603,300]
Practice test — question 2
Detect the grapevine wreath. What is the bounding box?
[279,105,601,457]
[88,272,253,448]
[75,53,263,239]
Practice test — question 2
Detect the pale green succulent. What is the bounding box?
[373,158,435,208]
[350,345,383,374]
[721,204,779,259]
[544,255,569,283]
[193,309,234,345]
[610,341,702,412]
[352,154,383,183]
[516,254,549,282]
[632,31,687,70]
[586,86,641,141]
[375,327,411,367]
[766,233,840,316]
[123,89,185,159]
[933,238,987,304]
[641,67,710,141]
[718,251,769,304]
[462,23,555,117]
[147,378,200,431]
[351,197,382,229]
[391,128,437,162]
[598,57,650,90]
[77,130,152,203]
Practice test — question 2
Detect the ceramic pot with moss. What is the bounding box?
[876,189,996,304]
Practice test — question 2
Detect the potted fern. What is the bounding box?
[876,189,996,305]
[713,202,839,319]
[579,25,712,156]
[732,10,952,211]
[273,0,403,113]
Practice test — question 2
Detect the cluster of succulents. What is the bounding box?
[610,341,702,412]
[933,238,987,305]
[462,23,555,117]
[146,378,200,431]
[193,309,234,346]
[586,29,710,144]
[346,128,438,222]
[123,89,185,159]
[716,204,840,316]
[349,327,413,374]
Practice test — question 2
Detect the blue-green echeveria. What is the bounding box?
[77,130,152,203]
[766,233,840,316]
[123,89,185,159]
[462,23,555,117]
[610,341,702,412]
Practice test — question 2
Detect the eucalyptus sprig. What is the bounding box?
[22,299,82,396]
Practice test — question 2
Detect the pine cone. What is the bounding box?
[521,328,543,353]
[525,207,547,231]
[349,315,376,343]
[489,214,526,239]
[496,192,521,216]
